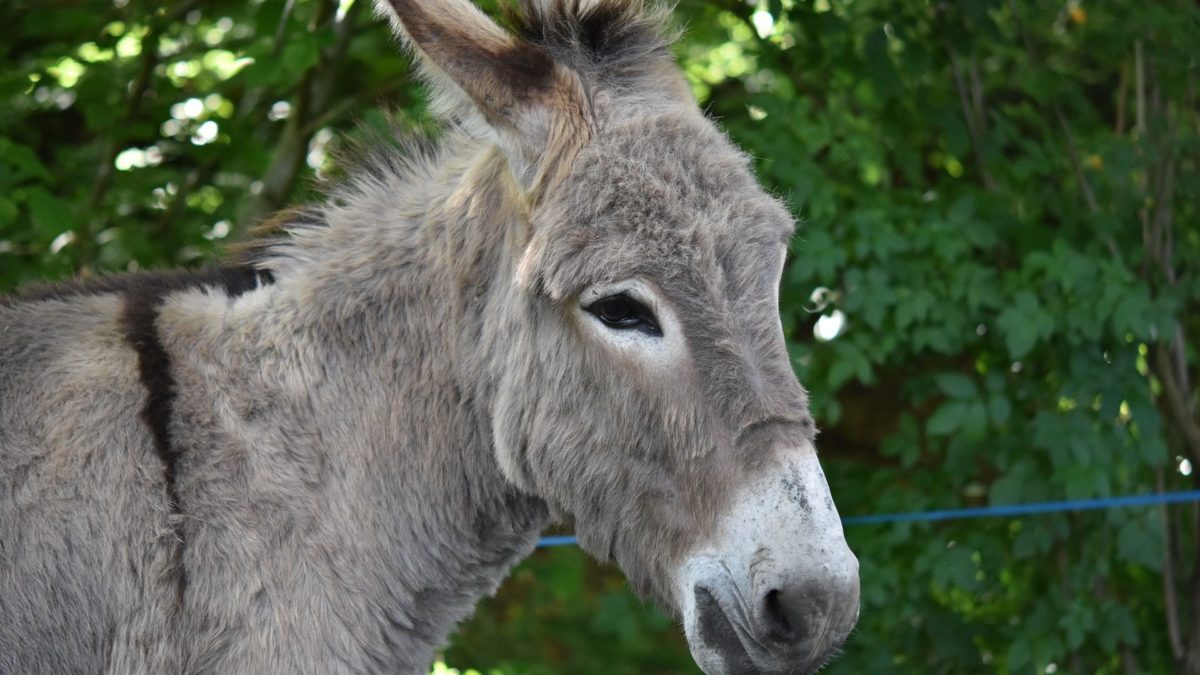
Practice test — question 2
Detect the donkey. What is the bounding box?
[0,0,859,672]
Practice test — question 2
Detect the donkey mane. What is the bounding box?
[231,127,436,269]
[503,0,676,79]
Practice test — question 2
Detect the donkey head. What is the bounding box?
[375,0,859,672]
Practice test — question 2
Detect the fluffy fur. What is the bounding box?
[0,1,851,673]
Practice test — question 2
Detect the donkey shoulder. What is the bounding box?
[0,266,270,674]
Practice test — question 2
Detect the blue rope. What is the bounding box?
[535,490,1200,548]
[841,489,1200,525]
[537,535,581,548]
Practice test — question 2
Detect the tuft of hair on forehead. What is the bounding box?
[503,0,677,82]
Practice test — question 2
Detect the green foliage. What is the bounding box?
[696,1,1199,672]
[3,0,1198,673]
[447,548,692,674]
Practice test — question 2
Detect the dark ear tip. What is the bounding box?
[497,43,559,100]
[374,0,557,108]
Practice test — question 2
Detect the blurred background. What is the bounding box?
[1,0,1197,672]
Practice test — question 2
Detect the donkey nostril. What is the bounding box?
[762,589,795,641]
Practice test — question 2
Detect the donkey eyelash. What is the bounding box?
[583,293,663,337]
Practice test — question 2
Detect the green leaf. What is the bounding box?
[1139,435,1168,465]
[22,187,75,236]
[1116,515,1163,571]
[996,291,1053,359]
[1060,603,1095,650]
[926,401,965,436]
[935,372,977,400]
[961,401,988,442]
[0,137,51,186]
[986,395,1012,426]
[828,357,856,389]
[0,196,18,227]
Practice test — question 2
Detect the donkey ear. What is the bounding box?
[379,4,581,118]
[374,0,590,196]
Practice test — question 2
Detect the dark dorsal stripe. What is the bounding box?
[116,265,273,598]
[119,265,272,505]
[5,264,272,527]
[7,263,274,306]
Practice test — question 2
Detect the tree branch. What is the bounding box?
[1053,105,1100,215]
[1006,0,1100,216]
[272,0,298,58]
[1152,347,1200,464]
[240,0,365,227]
[1115,61,1129,135]
[299,78,410,138]
[1136,40,1146,135]
[946,43,996,190]
[1159,468,1186,660]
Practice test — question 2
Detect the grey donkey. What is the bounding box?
[0,0,860,673]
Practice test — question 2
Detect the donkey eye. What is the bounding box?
[585,294,662,337]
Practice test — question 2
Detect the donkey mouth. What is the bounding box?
[689,578,845,675]
[694,585,768,674]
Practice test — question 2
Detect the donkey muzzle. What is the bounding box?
[678,444,860,675]
[688,554,859,674]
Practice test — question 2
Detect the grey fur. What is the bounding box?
[0,1,858,673]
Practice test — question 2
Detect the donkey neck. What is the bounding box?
[155,132,549,670]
